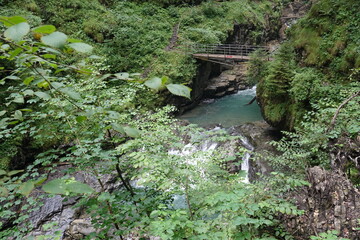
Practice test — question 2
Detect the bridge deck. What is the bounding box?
[193,53,251,61]
[186,44,270,64]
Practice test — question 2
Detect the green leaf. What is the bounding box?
[161,76,169,85]
[5,76,20,80]
[114,72,130,80]
[67,38,83,43]
[32,25,56,34]
[68,43,93,53]
[0,110,5,117]
[0,187,9,197]
[59,87,81,100]
[37,81,50,88]
[124,126,141,138]
[51,81,65,89]
[4,22,30,42]
[108,111,121,120]
[33,177,47,186]
[66,182,94,194]
[20,108,33,112]
[145,77,162,91]
[0,118,10,128]
[41,32,68,48]
[130,73,141,77]
[43,179,94,195]
[13,110,23,120]
[1,44,10,51]
[111,123,125,134]
[42,179,66,195]
[42,54,56,59]
[285,207,292,215]
[97,192,113,202]
[13,95,24,104]
[23,90,34,96]
[0,16,27,27]
[166,84,191,99]
[7,170,23,176]
[23,76,34,85]
[44,47,61,55]
[76,116,87,123]
[34,91,51,100]
[18,181,35,196]
[9,47,23,58]
[0,169,6,175]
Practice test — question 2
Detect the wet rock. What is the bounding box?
[231,121,281,180]
[201,98,215,104]
[204,63,250,99]
[214,91,226,97]
[24,165,120,239]
[227,87,235,93]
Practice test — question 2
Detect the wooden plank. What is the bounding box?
[192,54,274,61]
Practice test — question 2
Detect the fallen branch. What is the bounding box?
[327,91,360,132]
[245,96,257,105]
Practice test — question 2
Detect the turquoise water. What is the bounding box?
[179,87,263,127]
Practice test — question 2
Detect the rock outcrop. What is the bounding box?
[203,63,249,99]
[279,0,313,40]
[283,167,360,239]
[23,165,120,239]
[231,121,281,180]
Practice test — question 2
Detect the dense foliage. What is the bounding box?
[1,0,288,83]
[0,13,307,240]
[1,0,358,238]
[256,0,360,179]
[257,0,360,130]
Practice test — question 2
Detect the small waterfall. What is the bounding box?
[235,85,257,96]
[169,127,254,184]
[167,126,256,209]
[169,140,218,180]
[239,135,254,183]
[241,153,250,183]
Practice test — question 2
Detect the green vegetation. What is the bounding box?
[0,12,306,240]
[257,0,360,130]
[256,0,360,178]
[1,0,359,238]
[1,0,287,82]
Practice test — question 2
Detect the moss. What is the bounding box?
[330,40,346,56]
[0,141,17,171]
[256,0,360,130]
[0,157,10,171]
[264,103,286,123]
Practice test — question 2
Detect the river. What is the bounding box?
[179,86,263,127]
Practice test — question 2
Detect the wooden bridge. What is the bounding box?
[185,44,269,65]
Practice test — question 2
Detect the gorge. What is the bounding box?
[0,0,359,239]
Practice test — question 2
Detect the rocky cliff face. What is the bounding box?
[283,167,360,239]
[279,0,313,40]
[203,63,249,99]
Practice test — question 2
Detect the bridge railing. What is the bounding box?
[184,44,269,56]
